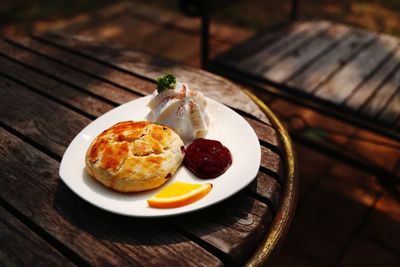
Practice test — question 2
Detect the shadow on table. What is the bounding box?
[53,177,270,262]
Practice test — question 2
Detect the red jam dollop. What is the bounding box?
[184,138,232,179]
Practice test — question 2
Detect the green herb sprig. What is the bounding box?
[156,74,176,93]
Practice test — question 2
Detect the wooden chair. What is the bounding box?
[179,0,400,142]
[179,0,400,182]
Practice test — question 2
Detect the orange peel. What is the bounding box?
[147,182,212,208]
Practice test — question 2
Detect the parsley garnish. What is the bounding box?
[156,74,176,93]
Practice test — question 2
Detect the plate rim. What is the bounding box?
[59,95,261,217]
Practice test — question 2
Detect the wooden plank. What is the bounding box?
[263,24,350,83]
[0,42,278,155]
[314,34,399,103]
[0,63,281,175]
[0,206,75,267]
[37,34,271,123]
[20,36,281,143]
[0,129,223,267]
[344,45,400,110]
[0,74,280,262]
[0,48,282,181]
[239,20,332,75]
[243,117,279,148]
[170,194,273,265]
[0,76,91,156]
[9,34,145,93]
[0,55,115,118]
[8,36,155,95]
[246,172,281,208]
[216,23,296,65]
[287,29,375,92]
[0,40,133,105]
[7,37,280,148]
[261,146,282,176]
[378,89,400,125]
[0,51,278,151]
[361,66,400,117]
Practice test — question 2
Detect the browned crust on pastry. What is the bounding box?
[85,121,184,192]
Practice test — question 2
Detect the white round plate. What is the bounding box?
[59,95,261,217]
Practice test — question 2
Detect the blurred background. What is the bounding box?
[1,1,399,266]
[2,0,400,37]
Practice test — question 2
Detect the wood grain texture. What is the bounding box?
[378,89,400,125]
[261,146,282,176]
[0,35,286,265]
[6,36,280,148]
[263,24,350,83]
[287,29,375,92]
[0,76,90,156]
[8,36,281,147]
[344,45,400,111]
[0,39,133,105]
[170,194,273,265]
[361,66,400,117]
[38,34,270,123]
[243,117,279,148]
[0,54,114,118]
[246,172,281,208]
[0,57,282,184]
[0,129,224,267]
[314,34,399,103]
[239,20,331,75]
[10,36,155,95]
[0,206,75,267]
[0,62,281,265]
[216,23,296,65]
[1,67,281,185]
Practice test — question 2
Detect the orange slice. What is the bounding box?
[147,182,212,208]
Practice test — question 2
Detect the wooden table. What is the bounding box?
[0,35,297,266]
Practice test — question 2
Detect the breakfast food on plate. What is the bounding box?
[147,181,212,208]
[184,138,232,179]
[85,121,185,192]
[147,74,210,143]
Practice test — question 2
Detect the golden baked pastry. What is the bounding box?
[85,121,185,192]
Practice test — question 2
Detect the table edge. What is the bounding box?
[243,90,299,266]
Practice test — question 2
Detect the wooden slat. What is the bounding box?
[170,194,273,265]
[0,76,90,156]
[378,89,400,124]
[0,44,282,188]
[37,34,271,123]
[9,36,155,94]
[239,20,331,75]
[216,23,296,65]
[314,34,399,103]
[0,74,279,263]
[8,36,280,149]
[0,55,115,118]
[263,24,350,83]
[344,45,400,111]
[261,146,282,176]
[0,206,75,267]
[243,117,279,147]
[1,74,284,175]
[287,29,375,92]
[0,52,279,156]
[0,129,223,267]
[361,66,400,117]
[10,36,281,146]
[247,172,281,208]
[0,39,133,105]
